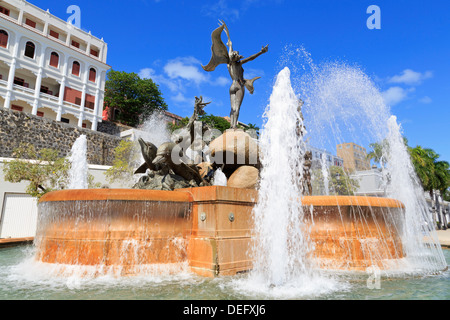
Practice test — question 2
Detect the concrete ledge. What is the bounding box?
[436,230,450,248]
[0,237,34,248]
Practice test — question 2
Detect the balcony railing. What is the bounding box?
[63,101,81,111]
[0,14,104,63]
[21,22,44,35]
[40,92,59,102]
[13,84,35,94]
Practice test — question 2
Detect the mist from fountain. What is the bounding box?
[137,112,172,147]
[286,46,446,274]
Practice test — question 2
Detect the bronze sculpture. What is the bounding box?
[134,138,158,174]
[202,20,268,129]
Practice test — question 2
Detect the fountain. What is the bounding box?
[67,135,88,190]
[32,25,446,284]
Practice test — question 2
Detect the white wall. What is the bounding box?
[0,158,118,239]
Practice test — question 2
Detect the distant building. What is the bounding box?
[163,110,183,125]
[0,0,109,130]
[223,116,250,129]
[336,142,371,172]
[307,145,343,169]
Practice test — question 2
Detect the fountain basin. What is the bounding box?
[36,187,405,277]
[36,189,193,275]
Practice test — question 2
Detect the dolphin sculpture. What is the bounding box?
[152,142,206,186]
[134,138,158,174]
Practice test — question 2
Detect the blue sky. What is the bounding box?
[31,0,450,161]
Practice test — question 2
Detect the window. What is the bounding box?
[61,117,70,124]
[24,41,35,58]
[40,86,53,95]
[82,123,87,128]
[90,49,99,57]
[37,111,44,117]
[49,30,59,39]
[71,40,80,48]
[25,19,36,28]
[11,105,23,112]
[85,94,95,110]
[89,68,96,82]
[72,61,80,76]
[0,6,10,16]
[14,77,24,86]
[0,30,7,48]
[49,52,59,68]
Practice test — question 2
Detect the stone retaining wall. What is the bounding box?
[0,109,122,165]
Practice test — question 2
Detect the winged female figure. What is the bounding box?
[202,20,268,129]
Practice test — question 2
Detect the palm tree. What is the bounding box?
[408,145,437,196]
[246,123,260,137]
[367,140,388,166]
[408,146,450,229]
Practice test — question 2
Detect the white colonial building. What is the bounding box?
[0,0,109,130]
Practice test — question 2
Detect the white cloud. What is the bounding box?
[382,86,415,106]
[138,68,156,79]
[172,92,191,103]
[201,0,240,21]
[244,68,265,79]
[164,57,208,85]
[213,76,229,86]
[139,67,181,92]
[388,69,433,85]
[419,96,432,104]
[139,56,231,107]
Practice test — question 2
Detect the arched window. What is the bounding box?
[0,30,8,48]
[72,61,80,76]
[89,68,96,82]
[49,52,59,68]
[24,41,35,58]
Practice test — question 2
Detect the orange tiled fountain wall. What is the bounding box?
[36,187,405,277]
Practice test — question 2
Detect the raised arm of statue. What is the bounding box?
[241,45,269,64]
[219,20,233,54]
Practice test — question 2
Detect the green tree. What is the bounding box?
[104,70,167,127]
[434,160,450,198]
[3,144,69,198]
[167,117,189,133]
[198,114,231,133]
[408,145,437,197]
[3,143,101,199]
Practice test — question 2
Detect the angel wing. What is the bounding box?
[202,23,230,72]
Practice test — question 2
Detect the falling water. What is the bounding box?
[287,46,446,274]
[385,117,446,272]
[213,168,227,186]
[67,135,88,189]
